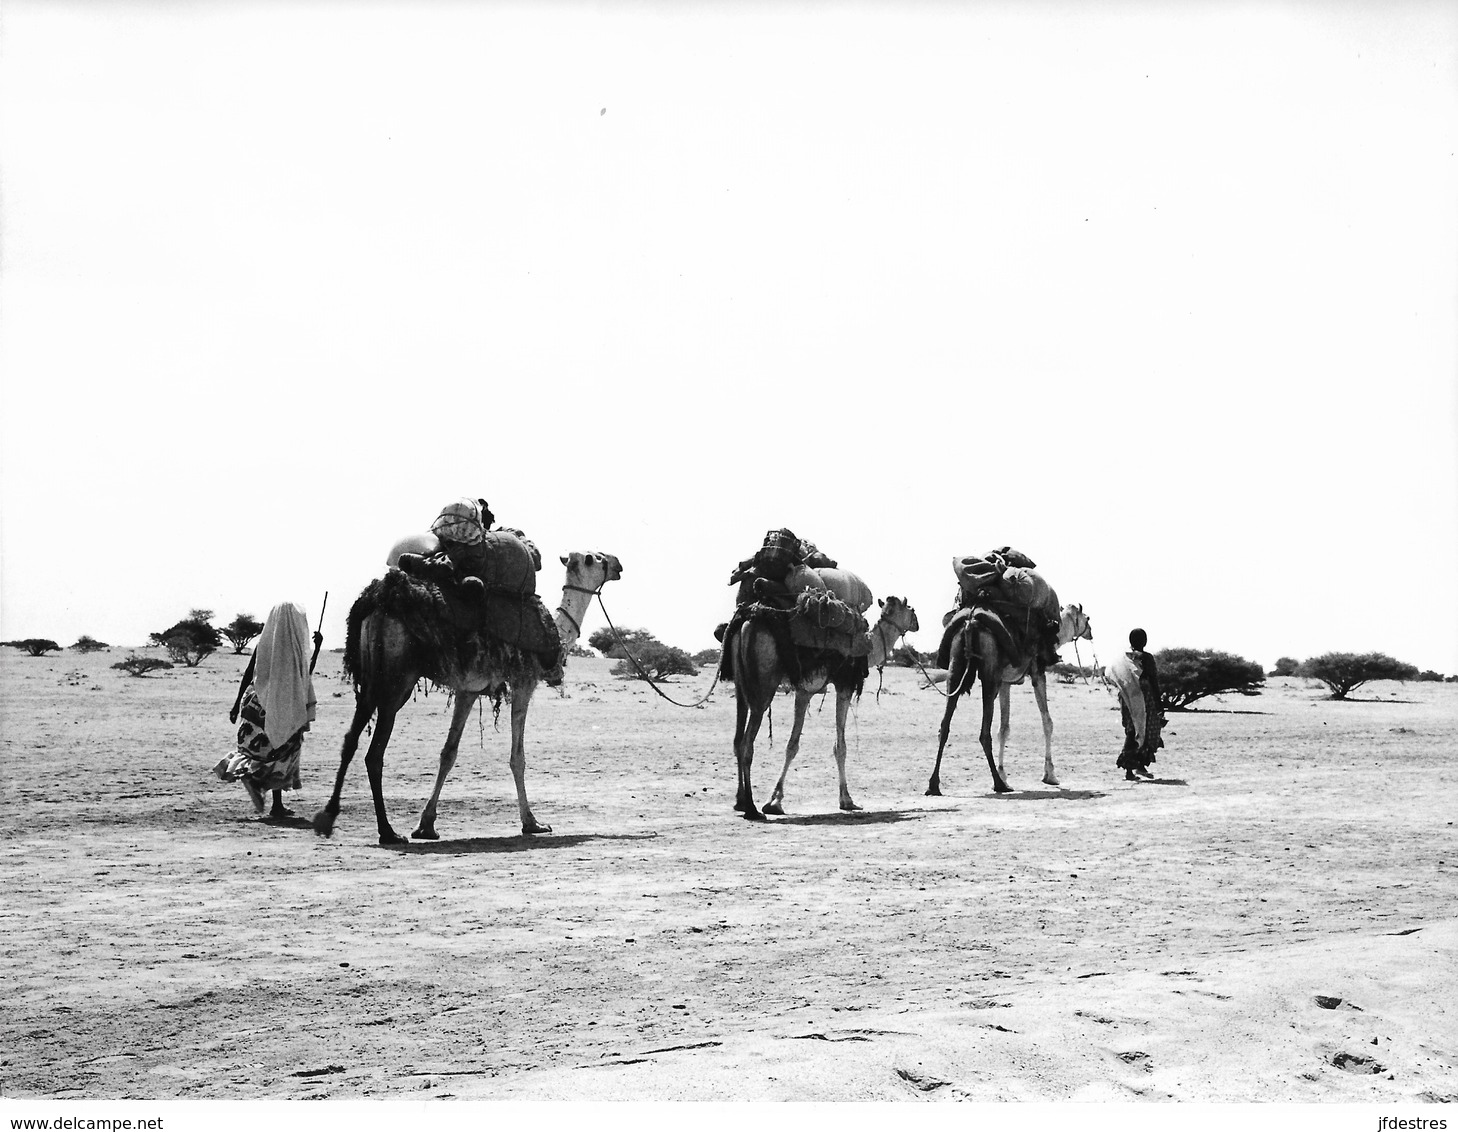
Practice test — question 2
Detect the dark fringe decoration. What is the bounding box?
[720,600,870,695]
[343,568,541,693]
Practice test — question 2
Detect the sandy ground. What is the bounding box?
[1,646,1455,1102]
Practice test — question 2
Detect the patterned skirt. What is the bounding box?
[214,690,304,808]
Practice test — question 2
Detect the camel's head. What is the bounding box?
[560,551,623,590]
[1062,602,1092,642]
[878,595,919,636]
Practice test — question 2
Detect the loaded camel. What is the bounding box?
[313,550,622,845]
[925,601,1092,796]
[726,573,918,819]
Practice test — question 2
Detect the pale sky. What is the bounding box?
[3,1,1456,676]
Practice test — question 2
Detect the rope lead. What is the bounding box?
[593,593,722,709]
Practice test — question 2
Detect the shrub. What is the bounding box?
[691,648,722,667]
[112,654,174,677]
[221,613,265,654]
[150,612,222,667]
[611,640,697,681]
[566,644,595,659]
[1296,652,1420,700]
[1051,661,1099,685]
[1154,648,1265,710]
[5,639,62,657]
[71,636,109,653]
[1416,670,1446,682]
[587,626,660,659]
[890,644,936,669]
[1268,656,1300,677]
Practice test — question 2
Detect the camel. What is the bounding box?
[728,592,919,820]
[925,602,1092,796]
[312,550,623,845]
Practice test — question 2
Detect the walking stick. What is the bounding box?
[310,592,328,674]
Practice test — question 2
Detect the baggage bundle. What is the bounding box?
[476,591,560,658]
[943,547,1062,671]
[463,529,540,595]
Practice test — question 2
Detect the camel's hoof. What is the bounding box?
[411,829,439,841]
[311,812,335,837]
[1042,777,1060,787]
[523,822,552,835]
[840,801,863,812]
[379,829,409,847]
[762,802,785,816]
[741,809,767,822]
[925,784,942,797]
[993,783,1014,794]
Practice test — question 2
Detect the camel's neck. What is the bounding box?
[867,614,903,669]
[554,583,596,653]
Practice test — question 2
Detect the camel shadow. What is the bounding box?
[769,809,925,828]
[392,831,659,855]
[986,788,1107,802]
[258,813,317,831]
[229,813,315,831]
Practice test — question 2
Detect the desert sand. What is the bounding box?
[1,646,1454,1101]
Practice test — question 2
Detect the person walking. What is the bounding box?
[214,602,323,818]
[1116,627,1165,781]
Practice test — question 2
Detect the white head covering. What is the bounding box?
[254,602,317,746]
[431,498,485,545]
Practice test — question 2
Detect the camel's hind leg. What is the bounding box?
[362,707,408,846]
[1031,671,1059,786]
[732,694,767,821]
[979,675,1013,794]
[313,695,375,838]
[764,689,813,816]
[926,666,963,796]
[509,679,551,835]
[995,682,1012,784]
[412,691,480,840]
[832,684,861,812]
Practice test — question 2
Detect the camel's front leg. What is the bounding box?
[995,683,1012,783]
[832,685,861,811]
[412,692,479,840]
[1031,672,1059,786]
[764,690,813,816]
[509,679,551,834]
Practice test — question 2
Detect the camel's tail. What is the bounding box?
[342,570,454,691]
[758,609,803,687]
[940,608,1018,695]
[719,606,802,688]
[342,582,376,687]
